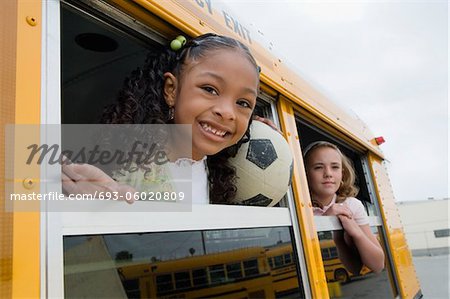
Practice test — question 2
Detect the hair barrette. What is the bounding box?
[170,35,187,51]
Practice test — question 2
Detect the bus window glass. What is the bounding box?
[209,264,226,284]
[174,271,191,289]
[254,97,274,120]
[284,253,292,264]
[321,248,330,260]
[268,258,274,268]
[243,259,259,276]
[63,226,305,298]
[318,229,395,298]
[329,247,338,258]
[192,268,208,286]
[156,274,173,294]
[226,262,243,279]
[274,255,283,268]
[122,279,140,298]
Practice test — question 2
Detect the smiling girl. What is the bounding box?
[304,141,385,274]
[62,33,260,205]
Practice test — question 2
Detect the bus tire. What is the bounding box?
[334,268,350,283]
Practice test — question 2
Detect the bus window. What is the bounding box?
[284,253,292,264]
[243,259,259,276]
[209,264,226,284]
[155,274,173,294]
[122,279,140,298]
[296,118,377,216]
[226,263,243,279]
[321,248,331,260]
[274,255,284,268]
[254,92,276,121]
[192,268,208,286]
[55,2,308,299]
[296,116,398,298]
[63,226,304,298]
[268,258,274,268]
[174,271,191,290]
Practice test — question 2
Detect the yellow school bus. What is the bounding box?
[1,0,421,298]
[319,239,371,284]
[265,243,301,296]
[66,244,274,299]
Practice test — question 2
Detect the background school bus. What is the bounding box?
[1,0,421,298]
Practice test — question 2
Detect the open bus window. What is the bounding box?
[61,3,291,209]
[61,3,276,128]
[296,116,397,298]
[58,3,304,298]
[63,226,305,298]
[296,118,377,216]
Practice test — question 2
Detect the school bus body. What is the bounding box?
[1,0,421,298]
[265,243,300,296]
[108,244,300,298]
[320,239,372,283]
[114,246,275,299]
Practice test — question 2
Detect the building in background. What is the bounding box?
[397,198,449,256]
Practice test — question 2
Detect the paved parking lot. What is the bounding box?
[413,254,449,298]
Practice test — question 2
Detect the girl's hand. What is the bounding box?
[338,215,364,239]
[253,115,282,134]
[323,202,353,219]
[62,162,136,204]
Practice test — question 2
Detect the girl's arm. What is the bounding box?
[338,216,385,273]
[332,228,363,274]
[323,204,364,273]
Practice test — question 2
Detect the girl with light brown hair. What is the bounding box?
[304,141,385,274]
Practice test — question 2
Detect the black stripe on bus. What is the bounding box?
[157,273,272,296]
[272,274,298,283]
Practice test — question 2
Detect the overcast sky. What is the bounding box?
[221,0,448,202]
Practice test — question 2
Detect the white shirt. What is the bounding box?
[167,157,209,205]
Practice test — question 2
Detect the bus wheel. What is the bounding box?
[334,269,349,283]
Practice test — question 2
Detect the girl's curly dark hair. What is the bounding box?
[101,33,259,204]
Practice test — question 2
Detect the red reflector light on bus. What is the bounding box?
[374,136,385,145]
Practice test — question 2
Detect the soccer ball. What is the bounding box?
[228,121,293,206]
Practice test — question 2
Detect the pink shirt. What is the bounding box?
[313,195,369,225]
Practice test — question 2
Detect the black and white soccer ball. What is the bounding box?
[229,121,293,206]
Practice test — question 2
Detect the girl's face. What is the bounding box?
[164,48,259,160]
[306,147,343,203]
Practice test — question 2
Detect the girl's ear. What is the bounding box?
[163,72,178,106]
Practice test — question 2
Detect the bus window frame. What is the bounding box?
[42,1,311,298]
[313,216,383,233]
[361,156,401,295]
[256,91,280,123]
[294,109,399,297]
[64,0,168,45]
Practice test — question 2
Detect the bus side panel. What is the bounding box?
[0,0,18,297]
[1,0,42,298]
[368,154,421,299]
[277,97,329,298]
